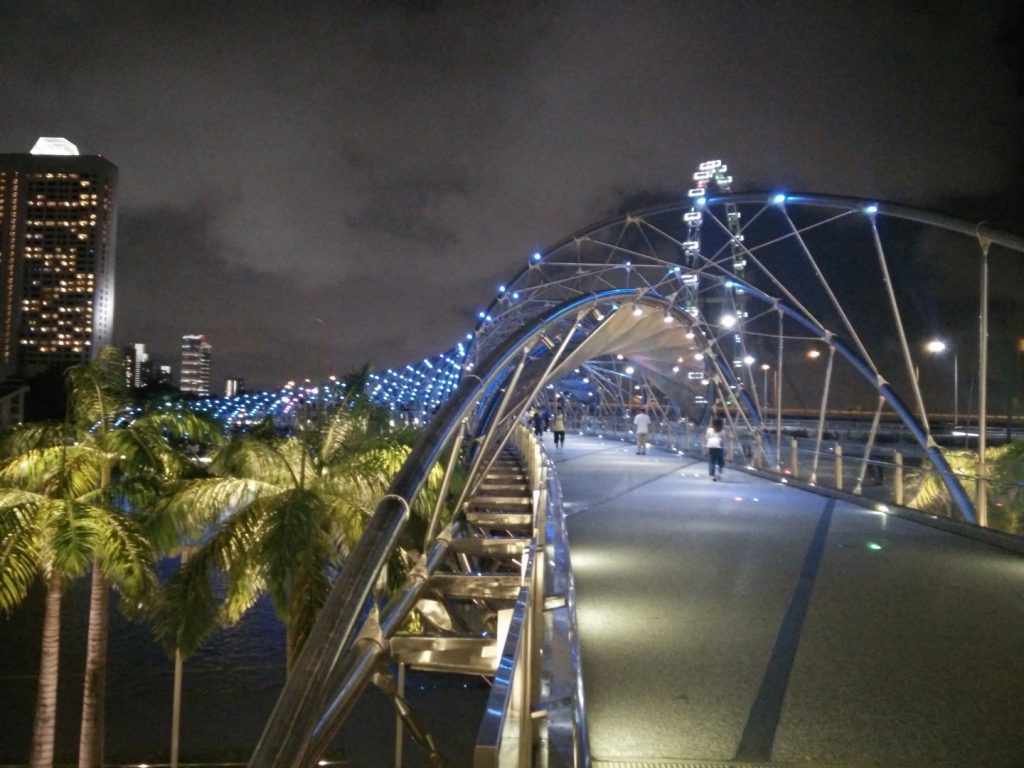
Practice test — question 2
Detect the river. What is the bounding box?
[0,577,487,766]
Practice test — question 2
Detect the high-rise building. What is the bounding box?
[123,342,150,388]
[0,138,118,379]
[180,334,212,396]
[225,377,244,397]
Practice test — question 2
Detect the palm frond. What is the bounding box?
[0,446,64,489]
[182,490,280,600]
[151,550,221,657]
[258,490,332,613]
[281,533,334,656]
[161,476,274,535]
[219,562,267,625]
[0,422,68,459]
[0,494,46,612]
[45,500,101,578]
[92,507,157,597]
[66,347,132,432]
[133,409,225,449]
[315,409,358,466]
[209,434,299,487]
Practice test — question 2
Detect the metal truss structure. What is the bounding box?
[240,165,1024,766]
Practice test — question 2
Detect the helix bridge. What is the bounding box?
[164,161,1024,767]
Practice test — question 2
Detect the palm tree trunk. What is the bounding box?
[30,569,64,768]
[285,617,296,676]
[77,555,109,768]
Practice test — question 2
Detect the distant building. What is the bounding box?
[156,364,173,386]
[0,138,118,379]
[0,381,27,427]
[225,377,244,397]
[180,334,211,396]
[123,342,150,388]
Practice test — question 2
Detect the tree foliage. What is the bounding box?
[911,441,1024,532]
[153,394,444,666]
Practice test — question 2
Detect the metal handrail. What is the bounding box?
[475,586,532,767]
[474,425,542,767]
[540,435,591,767]
[473,424,591,767]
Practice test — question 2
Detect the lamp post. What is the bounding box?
[925,339,957,430]
[761,363,770,410]
[1016,337,1024,440]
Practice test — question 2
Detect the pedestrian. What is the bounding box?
[531,409,544,438]
[706,416,725,480]
[633,408,651,454]
[552,407,566,450]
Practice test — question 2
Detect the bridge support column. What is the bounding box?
[834,442,843,491]
[895,451,904,506]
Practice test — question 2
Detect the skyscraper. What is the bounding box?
[123,342,151,388]
[180,334,212,396]
[0,138,118,379]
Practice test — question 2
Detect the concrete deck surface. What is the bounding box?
[551,435,1024,767]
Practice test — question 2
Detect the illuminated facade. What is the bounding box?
[225,377,244,397]
[180,334,212,396]
[123,342,150,388]
[0,140,118,378]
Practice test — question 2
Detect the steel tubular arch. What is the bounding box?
[251,191,1024,764]
[714,270,978,523]
[478,258,979,524]
[249,290,637,767]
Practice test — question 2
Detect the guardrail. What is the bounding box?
[475,425,590,767]
[575,415,1024,535]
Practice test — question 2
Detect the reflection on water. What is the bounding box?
[0,577,487,766]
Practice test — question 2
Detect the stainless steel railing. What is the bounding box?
[474,424,590,768]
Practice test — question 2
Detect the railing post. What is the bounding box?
[531,482,547,712]
[894,451,904,506]
[754,432,763,469]
[394,662,406,768]
[834,442,843,491]
[790,437,799,478]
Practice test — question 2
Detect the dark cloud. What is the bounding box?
[2,0,1021,389]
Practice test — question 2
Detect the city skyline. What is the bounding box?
[1,2,1022,389]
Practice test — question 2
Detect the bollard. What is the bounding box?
[790,437,799,478]
[894,451,903,506]
[834,442,843,491]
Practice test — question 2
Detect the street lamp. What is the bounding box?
[925,339,958,429]
[761,363,771,408]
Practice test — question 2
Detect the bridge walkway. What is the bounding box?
[552,435,1024,767]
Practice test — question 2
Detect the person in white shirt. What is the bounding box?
[705,416,725,480]
[633,409,651,454]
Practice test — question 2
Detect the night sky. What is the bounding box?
[2,1,1021,390]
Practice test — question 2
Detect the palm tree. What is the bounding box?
[154,392,443,669]
[911,441,1024,532]
[0,348,221,768]
[65,349,222,768]
[0,425,149,768]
